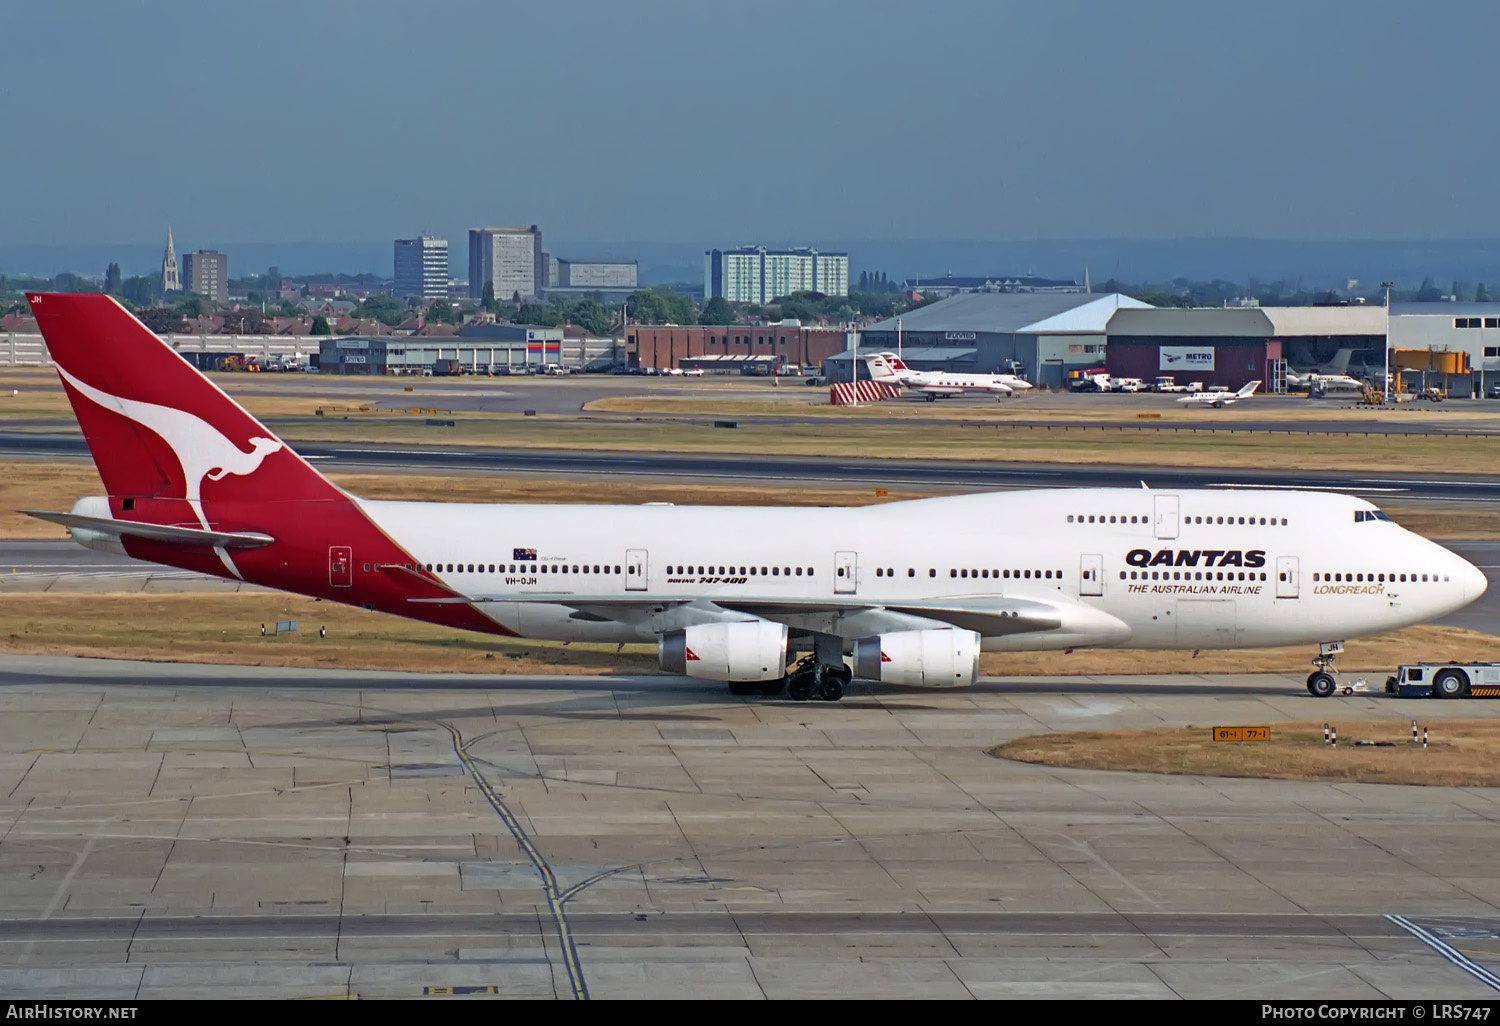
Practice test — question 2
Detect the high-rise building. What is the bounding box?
[468,226,544,302]
[704,247,849,304]
[182,250,227,303]
[161,227,180,293]
[394,236,450,299]
[557,259,637,290]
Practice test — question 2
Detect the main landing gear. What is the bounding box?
[726,635,852,702]
[1306,641,1345,697]
[785,655,851,702]
[724,660,849,700]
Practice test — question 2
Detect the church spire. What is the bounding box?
[162,226,181,293]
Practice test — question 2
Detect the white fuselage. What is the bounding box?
[896,370,1031,397]
[1179,392,1240,406]
[362,488,1484,651]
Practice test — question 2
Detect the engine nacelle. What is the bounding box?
[658,620,788,682]
[852,628,980,688]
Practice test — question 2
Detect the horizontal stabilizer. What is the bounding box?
[21,509,274,549]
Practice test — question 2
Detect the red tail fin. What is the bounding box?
[27,292,511,635]
[28,292,341,528]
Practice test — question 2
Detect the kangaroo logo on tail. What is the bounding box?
[56,366,283,577]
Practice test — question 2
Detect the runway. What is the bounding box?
[2,655,1500,999]
[6,430,1500,502]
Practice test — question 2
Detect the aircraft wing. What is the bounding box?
[406,590,1100,639]
[723,596,1064,636]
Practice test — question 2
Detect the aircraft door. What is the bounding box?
[1276,556,1299,599]
[329,546,353,588]
[625,548,648,591]
[1153,494,1180,539]
[1079,554,1104,597]
[834,550,858,594]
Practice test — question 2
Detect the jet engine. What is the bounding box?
[658,620,788,682]
[852,628,980,688]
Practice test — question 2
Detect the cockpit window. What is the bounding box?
[1356,510,1395,523]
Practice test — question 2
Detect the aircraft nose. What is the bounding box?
[1460,556,1489,603]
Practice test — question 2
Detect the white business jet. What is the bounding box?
[1177,381,1260,408]
[865,352,1032,400]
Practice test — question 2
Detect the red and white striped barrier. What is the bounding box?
[829,381,901,406]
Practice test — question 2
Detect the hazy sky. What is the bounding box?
[5,0,1497,249]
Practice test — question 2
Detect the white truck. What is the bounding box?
[1153,377,1187,393]
[1385,663,1500,699]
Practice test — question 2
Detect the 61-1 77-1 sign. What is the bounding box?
[1213,726,1270,742]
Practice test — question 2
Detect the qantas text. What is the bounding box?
[1126,548,1266,568]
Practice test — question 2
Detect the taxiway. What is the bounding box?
[2,656,1500,999]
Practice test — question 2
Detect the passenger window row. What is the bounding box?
[668,564,811,577]
[426,563,622,574]
[870,567,1062,580]
[1067,514,1289,526]
[1186,515,1287,526]
[1123,570,1267,581]
[1313,572,1448,583]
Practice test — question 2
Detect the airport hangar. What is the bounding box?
[1389,301,1500,394]
[838,292,1432,391]
[847,292,1151,389]
[1104,305,1388,391]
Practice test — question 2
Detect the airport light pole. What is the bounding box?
[1382,281,1395,400]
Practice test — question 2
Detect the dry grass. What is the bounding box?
[0,462,105,538]
[334,470,919,507]
[994,720,1500,787]
[1387,506,1500,541]
[0,593,659,676]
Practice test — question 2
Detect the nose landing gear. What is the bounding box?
[1306,641,1345,697]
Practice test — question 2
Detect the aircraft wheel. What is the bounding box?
[1306,672,1336,698]
[817,674,844,701]
[1433,669,1469,699]
[787,675,813,701]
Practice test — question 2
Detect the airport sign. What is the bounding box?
[1213,726,1270,742]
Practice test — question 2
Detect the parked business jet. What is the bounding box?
[23,294,1486,700]
[1286,348,1362,390]
[1177,381,1260,407]
[868,351,1032,400]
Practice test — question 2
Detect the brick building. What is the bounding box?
[626,324,851,372]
